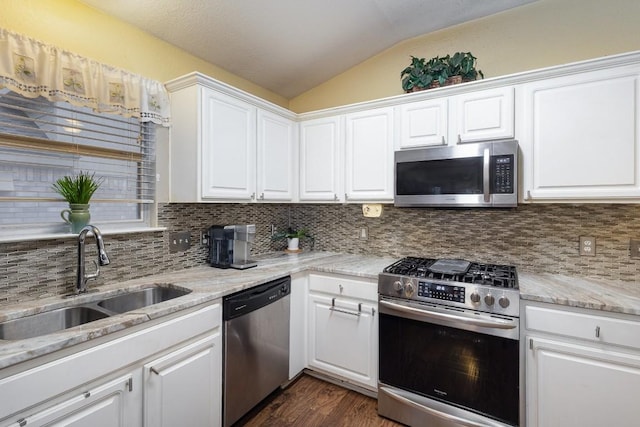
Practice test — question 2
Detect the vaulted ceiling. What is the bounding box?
[79,0,537,98]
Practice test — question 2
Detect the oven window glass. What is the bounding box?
[379,312,519,425]
[396,157,483,195]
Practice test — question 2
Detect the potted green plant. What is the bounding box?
[401,55,449,92]
[271,227,312,251]
[52,171,103,233]
[445,52,484,84]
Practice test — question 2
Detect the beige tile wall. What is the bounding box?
[1,203,639,306]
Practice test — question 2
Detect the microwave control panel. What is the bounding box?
[490,155,514,194]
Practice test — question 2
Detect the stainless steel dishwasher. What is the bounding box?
[223,276,290,427]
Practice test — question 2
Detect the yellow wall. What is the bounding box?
[290,0,640,113]
[2,0,639,114]
[0,0,289,107]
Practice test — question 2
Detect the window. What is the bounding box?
[0,89,156,238]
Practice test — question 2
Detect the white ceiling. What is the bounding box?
[79,0,536,99]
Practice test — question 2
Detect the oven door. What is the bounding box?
[378,297,519,427]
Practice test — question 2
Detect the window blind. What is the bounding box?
[0,89,156,229]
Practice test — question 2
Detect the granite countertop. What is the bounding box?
[519,272,640,316]
[0,251,395,370]
[1,251,639,371]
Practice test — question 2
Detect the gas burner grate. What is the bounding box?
[383,256,436,277]
[383,257,518,289]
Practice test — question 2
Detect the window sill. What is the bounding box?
[0,226,167,243]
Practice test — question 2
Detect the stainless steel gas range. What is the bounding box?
[378,257,520,427]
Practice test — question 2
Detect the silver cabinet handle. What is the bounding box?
[333,193,338,201]
[150,367,160,375]
[330,297,361,316]
[595,326,601,338]
[250,192,255,200]
[259,192,264,200]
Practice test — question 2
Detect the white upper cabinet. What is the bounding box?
[398,98,448,148]
[452,86,514,143]
[299,116,343,202]
[519,65,640,202]
[257,109,297,201]
[397,86,514,149]
[201,89,256,200]
[345,107,394,201]
[167,73,297,203]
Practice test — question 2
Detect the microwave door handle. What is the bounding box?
[483,148,490,203]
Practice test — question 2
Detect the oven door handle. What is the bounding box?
[381,386,505,427]
[379,300,516,330]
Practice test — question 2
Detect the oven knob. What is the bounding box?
[484,294,495,306]
[404,282,415,297]
[499,296,510,308]
[393,281,404,294]
[470,292,481,304]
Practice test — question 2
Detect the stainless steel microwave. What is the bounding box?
[394,140,518,208]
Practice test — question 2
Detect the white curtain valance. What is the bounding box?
[0,28,170,126]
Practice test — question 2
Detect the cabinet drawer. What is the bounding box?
[525,305,640,350]
[308,274,377,302]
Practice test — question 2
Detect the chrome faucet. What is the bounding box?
[76,225,110,294]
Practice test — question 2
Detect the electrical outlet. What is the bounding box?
[630,239,640,259]
[169,231,191,253]
[359,226,369,240]
[579,236,596,257]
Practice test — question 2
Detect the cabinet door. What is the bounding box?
[299,116,343,201]
[451,86,514,143]
[256,110,296,201]
[345,107,394,202]
[526,336,640,427]
[397,98,448,148]
[144,332,221,427]
[521,70,640,201]
[10,372,140,427]
[201,89,256,200]
[307,293,377,390]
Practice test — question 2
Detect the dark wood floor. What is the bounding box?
[235,374,403,426]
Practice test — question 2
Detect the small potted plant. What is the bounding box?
[445,52,484,84]
[401,55,449,92]
[271,227,312,252]
[52,171,103,233]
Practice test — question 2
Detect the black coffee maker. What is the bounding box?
[208,224,257,269]
[208,225,234,268]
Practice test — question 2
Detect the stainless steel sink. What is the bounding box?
[0,286,192,341]
[97,286,191,314]
[0,306,110,340]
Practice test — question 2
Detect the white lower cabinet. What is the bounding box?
[0,302,222,427]
[524,302,640,427]
[307,274,378,391]
[7,372,141,427]
[144,333,221,427]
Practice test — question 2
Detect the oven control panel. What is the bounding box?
[418,281,465,303]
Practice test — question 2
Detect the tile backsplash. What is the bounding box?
[1,203,639,306]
